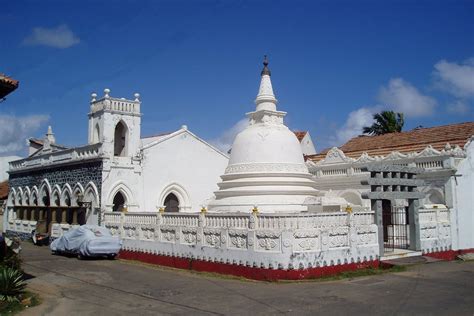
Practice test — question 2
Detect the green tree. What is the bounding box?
[363,111,404,135]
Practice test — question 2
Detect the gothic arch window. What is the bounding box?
[164,193,179,213]
[64,192,71,207]
[31,192,38,206]
[114,121,128,157]
[16,194,22,206]
[42,190,50,207]
[112,192,126,212]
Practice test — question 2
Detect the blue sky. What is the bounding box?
[1,0,473,155]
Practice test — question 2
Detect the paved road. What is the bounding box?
[19,243,474,316]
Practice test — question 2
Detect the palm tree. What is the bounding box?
[362,111,404,136]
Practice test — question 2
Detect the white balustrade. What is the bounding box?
[9,143,101,171]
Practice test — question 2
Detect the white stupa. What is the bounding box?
[209,57,320,213]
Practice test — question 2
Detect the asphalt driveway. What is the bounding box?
[19,243,474,316]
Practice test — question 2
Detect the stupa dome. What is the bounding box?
[208,57,320,213]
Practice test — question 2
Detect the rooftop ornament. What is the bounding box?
[134,93,140,102]
[104,88,111,98]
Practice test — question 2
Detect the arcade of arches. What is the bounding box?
[8,182,99,234]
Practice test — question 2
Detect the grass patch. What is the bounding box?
[119,258,407,283]
[317,265,407,281]
[0,291,40,315]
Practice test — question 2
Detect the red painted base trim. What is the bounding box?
[118,250,379,281]
[423,248,474,261]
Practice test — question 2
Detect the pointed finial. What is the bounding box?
[46,125,56,144]
[261,55,271,76]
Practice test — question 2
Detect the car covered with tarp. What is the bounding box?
[50,225,122,259]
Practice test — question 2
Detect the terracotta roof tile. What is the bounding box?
[0,74,19,99]
[0,181,9,200]
[293,131,307,142]
[308,122,474,162]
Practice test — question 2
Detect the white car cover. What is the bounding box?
[51,225,122,257]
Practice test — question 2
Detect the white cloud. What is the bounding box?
[209,118,248,153]
[377,78,437,117]
[447,100,470,114]
[331,107,376,146]
[23,24,80,49]
[0,114,49,154]
[434,58,474,98]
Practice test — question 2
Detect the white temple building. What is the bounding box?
[4,88,228,236]
[3,57,473,280]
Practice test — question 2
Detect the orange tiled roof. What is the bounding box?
[0,181,9,200]
[0,74,19,99]
[308,122,474,162]
[293,131,307,142]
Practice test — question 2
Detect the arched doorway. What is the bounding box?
[114,121,127,156]
[164,193,179,213]
[112,192,126,212]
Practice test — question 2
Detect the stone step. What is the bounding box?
[382,255,444,266]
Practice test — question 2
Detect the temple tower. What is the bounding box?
[87,88,142,158]
[208,57,320,213]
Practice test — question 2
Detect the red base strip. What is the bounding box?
[423,248,474,261]
[118,250,379,281]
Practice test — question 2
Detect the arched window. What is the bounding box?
[64,193,71,207]
[94,123,101,143]
[112,192,126,212]
[52,192,60,207]
[164,193,179,213]
[427,189,444,205]
[32,193,38,206]
[114,121,128,156]
[42,190,50,207]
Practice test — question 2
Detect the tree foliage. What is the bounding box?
[363,111,404,136]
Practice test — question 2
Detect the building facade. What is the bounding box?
[305,122,474,251]
[4,89,228,238]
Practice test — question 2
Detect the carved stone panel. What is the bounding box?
[203,229,221,248]
[293,230,319,251]
[328,227,349,248]
[181,228,198,245]
[160,227,176,243]
[256,231,281,252]
[228,230,248,249]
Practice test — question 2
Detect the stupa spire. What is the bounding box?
[255,55,277,112]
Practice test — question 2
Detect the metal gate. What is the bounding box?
[383,206,409,252]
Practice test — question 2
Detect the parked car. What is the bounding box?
[50,225,122,259]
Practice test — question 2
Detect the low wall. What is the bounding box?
[103,211,380,277]
[419,207,452,254]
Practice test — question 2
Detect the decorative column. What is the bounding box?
[72,208,79,225]
[408,198,421,251]
[60,208,67,224]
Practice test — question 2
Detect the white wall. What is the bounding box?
[140,129,228,212]
[0,156,22,182]
[300,132,316,155]
[454,138,474,250]
[101,128,229,213]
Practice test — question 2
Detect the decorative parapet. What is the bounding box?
[419,206,452,253]
[89,89,141,116]
[103,210,379,270]
[9,143,102,172]
[307,144,466,178]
